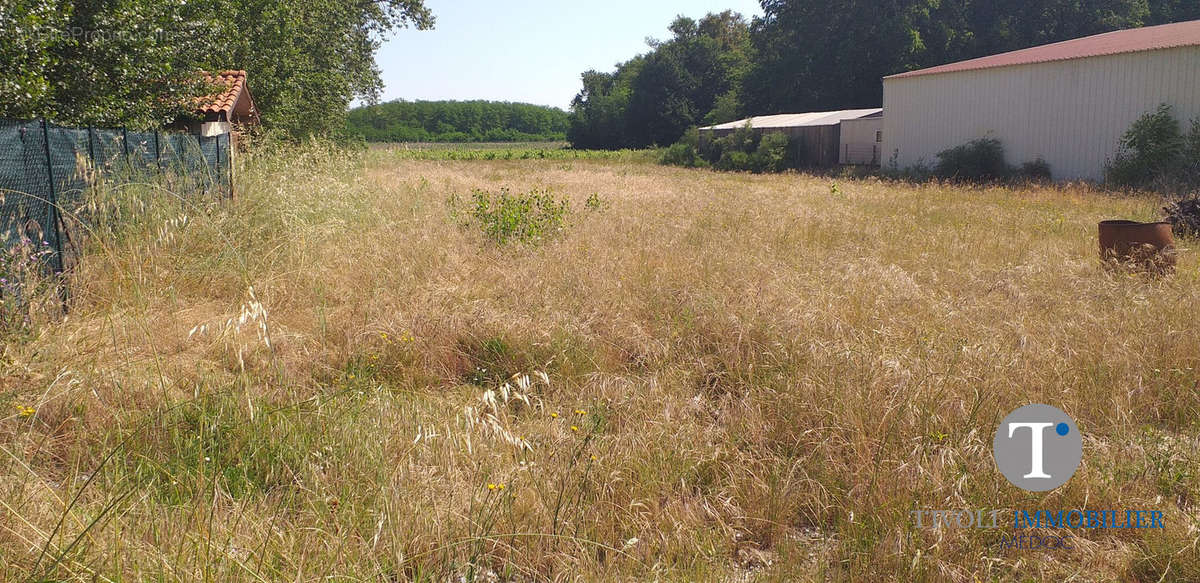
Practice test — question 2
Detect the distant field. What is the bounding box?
[375,142,660,162]
[369,141,568,151]
[2,145,1198,581]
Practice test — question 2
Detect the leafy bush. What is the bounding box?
[585,192,607,210]
[934,138,1010,181]
[660,128,708,168]
[665,123,797,173]
[1106,105,1187,189]
[1018,158,1053,182]
[1106,104,1200,192]
[754,133,791,173]
[448,188,570,245]
[1184,118,1200,187]
[715,150,752,172]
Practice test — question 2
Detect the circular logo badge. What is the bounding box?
[992,404,1082,492]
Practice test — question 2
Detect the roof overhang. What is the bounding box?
[701,108,883,131]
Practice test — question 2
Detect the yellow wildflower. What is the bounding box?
[487,483,497,491]
[570,425,579,432]
[550,412,559,419]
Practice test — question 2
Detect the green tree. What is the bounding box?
[347,100,569,142]
[568,11,752,149]
[1,0,434,136]
[743,0,937,114]
[1,0,220,127]
[1148,0,1200,23]
[567,64,641,149]
[0,1,67,120]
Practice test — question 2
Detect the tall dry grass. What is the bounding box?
[0,142,1197,582]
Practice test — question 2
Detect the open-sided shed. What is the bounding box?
[699,108,882,167]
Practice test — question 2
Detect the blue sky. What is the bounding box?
[373,0,764,111]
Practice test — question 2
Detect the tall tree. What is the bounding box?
[205,0,434,136]
[568,11,752,149]
[567,64,641,149]
[1148,0,1200,23]
[0,0,434,136]
[742,0,938,114]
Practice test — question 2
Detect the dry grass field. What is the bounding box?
[1,144,1198,582]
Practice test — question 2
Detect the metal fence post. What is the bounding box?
[121,127,130,176]
[86,126,96,170]
[196,132,206,190]
[227,133,235,200]
[215,133,222,194]
[39,120,68,309]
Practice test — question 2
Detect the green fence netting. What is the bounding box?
[0,118,231,281]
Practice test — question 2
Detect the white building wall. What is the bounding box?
[882,45,1200,181]
[839,117,883,165]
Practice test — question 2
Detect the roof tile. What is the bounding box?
[196,70,248,116]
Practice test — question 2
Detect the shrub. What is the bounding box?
[666,123,798,174]
[754,133,791,173]
[723,123,760,155]
[447,187,570,245]
[934,138,1010,181]
[585,192,607,210]
[1107,104,1187,190]
[1184,118,1200,187]
[1018,158,1053,182]
[660,128,708,168]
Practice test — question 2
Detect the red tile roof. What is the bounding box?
[888,19,1200,79]
[196,70,258,123]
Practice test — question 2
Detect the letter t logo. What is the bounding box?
[1008,422,1054,479]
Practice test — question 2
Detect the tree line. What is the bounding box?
[569,0,1200,150]
[2,0,433,137]
[347,101,569,142]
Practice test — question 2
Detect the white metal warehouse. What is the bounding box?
[882,19,1200,181]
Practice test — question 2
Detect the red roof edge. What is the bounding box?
[887,19,1200,80]
[195,70,259,124]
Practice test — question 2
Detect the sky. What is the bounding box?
[372,0,764,111]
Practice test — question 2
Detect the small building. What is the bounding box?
[838,112,883,165]
[699,109,882,167]
[172,70,260,199]
[883,19,1200,181]
[188,70,260,137]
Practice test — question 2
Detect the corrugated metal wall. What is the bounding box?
[882,45,1200,180]
[839,117,882,165]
